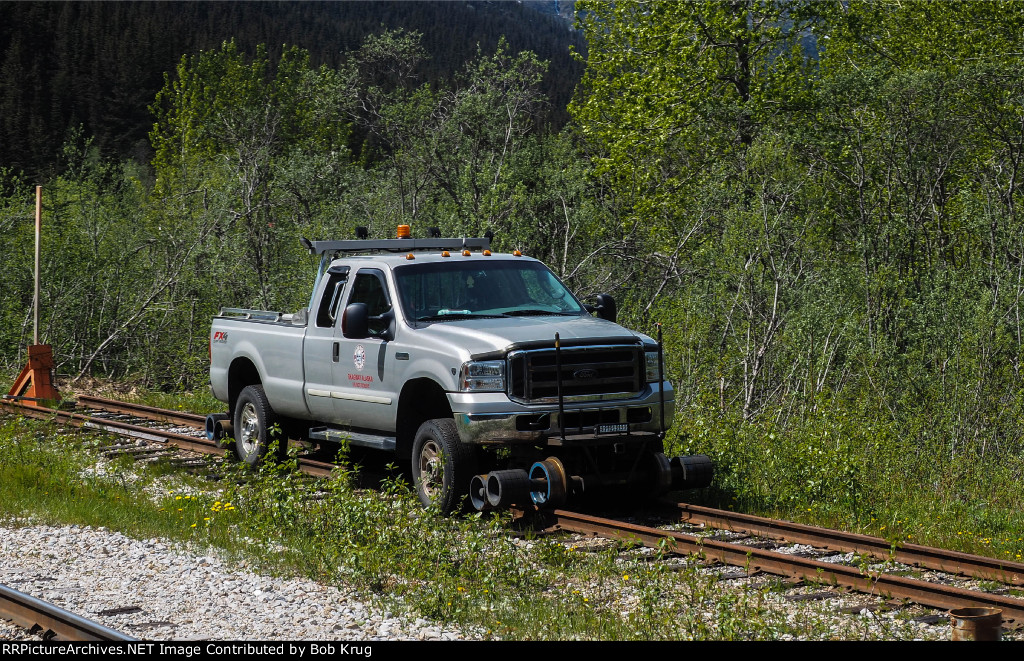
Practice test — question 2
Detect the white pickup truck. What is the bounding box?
[208,231,711,512]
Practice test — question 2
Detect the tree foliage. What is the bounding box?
[3,3,1024,526]
[1,33,599,387]
[0,1,584,179]
[569,0,1024,515]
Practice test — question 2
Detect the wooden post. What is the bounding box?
[5,185,60,406]
[34,185,41,346]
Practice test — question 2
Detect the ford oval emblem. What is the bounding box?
[574,368,598,380]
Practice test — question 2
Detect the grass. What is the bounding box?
[118,387,224,415]
[53,373,225,415]
[0,413,946,641]
[669,402,1024,566]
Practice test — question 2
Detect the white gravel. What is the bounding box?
[0,523,479,641]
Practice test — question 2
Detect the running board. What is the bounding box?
[308,427,396,452]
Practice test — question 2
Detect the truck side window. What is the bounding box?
[350,271,392,337]
[316,272,348,328]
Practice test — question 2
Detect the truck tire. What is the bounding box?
[233,384,282,467]
[411,418,476,513]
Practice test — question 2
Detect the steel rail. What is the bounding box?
[550,509,1024,629]
[75,394,206,428]
[0,399,222,455]
[669,501,1024,586]
[1,399,339,478]
[68,398,337,477]
[296,456,337,477]
[0,583,135,641]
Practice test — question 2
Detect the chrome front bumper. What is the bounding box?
[450,383,674,445]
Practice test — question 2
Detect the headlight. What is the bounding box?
[459,360,506,392]
[645,351,661,383]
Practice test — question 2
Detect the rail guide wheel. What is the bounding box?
[649,451,674,495]
[529,456,568,508]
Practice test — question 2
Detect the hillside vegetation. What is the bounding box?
[2,1,1023,547]
[0,0,583,178]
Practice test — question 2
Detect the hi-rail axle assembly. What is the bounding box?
[466,327,712,512]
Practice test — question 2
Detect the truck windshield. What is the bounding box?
[393,260,586,321]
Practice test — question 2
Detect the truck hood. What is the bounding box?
[407,314,652,358]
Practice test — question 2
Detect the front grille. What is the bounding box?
[508,345,643,402]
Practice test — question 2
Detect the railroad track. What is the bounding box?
[668,501,1024,586]
[0,582,135,641]
[543,507,1024,630]
[4,394,1023,633]
[0,395,338,477]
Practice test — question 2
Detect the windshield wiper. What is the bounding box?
[502,309,578,317]
[416,313,506,322]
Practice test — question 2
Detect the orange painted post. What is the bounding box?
[6,344,60,406]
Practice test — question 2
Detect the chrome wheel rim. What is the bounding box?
[417,440,443,498]
[239,402,260,455]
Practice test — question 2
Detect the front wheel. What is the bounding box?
[233,384,283,467]
[411,418,476,513]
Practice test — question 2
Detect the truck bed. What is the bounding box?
[209,310,310,419]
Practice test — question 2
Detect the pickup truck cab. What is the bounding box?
[209,231,711,512]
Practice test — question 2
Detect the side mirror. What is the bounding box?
[594,294,617,323]
[377,309,396,342]
[291,308,309,326]
[342,302,369,339]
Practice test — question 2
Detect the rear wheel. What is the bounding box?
[233,384,283,467]
[411,418,476,513]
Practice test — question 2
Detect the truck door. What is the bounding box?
[332,268,398,431]
[303,266,349,423]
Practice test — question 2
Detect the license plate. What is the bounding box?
[597,423,628,434]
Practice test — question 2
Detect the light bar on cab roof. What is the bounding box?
[304,237,492,255]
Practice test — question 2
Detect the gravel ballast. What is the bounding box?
[0,523,478,641]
